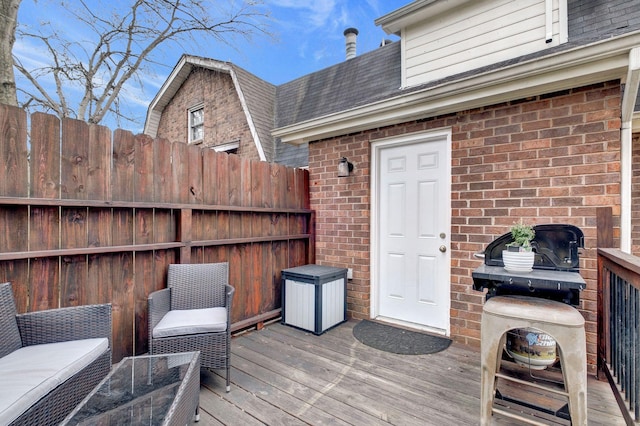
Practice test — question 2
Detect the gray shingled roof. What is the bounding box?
[568,0,640,41]
[275,42,401,128]
[231,66,277,162]
[274,140,309,169]
[272,41,400,168]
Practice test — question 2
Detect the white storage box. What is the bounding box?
[281,264,347,335]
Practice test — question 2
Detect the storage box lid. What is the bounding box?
[282,264,347,279]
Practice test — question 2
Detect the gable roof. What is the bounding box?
[144,55,275,162]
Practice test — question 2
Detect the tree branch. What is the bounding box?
[14,0,271,125]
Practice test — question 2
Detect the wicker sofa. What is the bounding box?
[0,282,112,426]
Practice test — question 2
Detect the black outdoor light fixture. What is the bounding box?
[338,157,354,177]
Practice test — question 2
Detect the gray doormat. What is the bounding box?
[353,320,452,355]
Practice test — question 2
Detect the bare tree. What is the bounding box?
[0,0,21,106]
[13,0,270,126]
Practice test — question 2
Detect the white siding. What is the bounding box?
[403,0,567,88]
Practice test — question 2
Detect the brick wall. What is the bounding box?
[309,81,622,373]
[309,133,372,318]
[156,67,260,161]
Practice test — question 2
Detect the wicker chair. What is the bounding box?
[148,262,235,392]
[0,282,112,426]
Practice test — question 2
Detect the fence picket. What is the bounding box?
[0,104,28,197]
[135,133,155,202]
[61,118,89,200]
[112,129,135,202]
[31,113,60,199]
[87,124,111,200]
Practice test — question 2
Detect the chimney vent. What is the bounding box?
[344,28,359,60]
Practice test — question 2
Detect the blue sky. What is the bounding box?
[15,0,409,131]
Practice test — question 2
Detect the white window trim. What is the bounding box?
[213,140,240,153]
[188,103,204,144]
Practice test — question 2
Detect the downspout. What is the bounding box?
[545,0,553,43]
[621,47,640,253]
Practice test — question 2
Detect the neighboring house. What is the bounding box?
[146,0,640,373]
[144,56,308,168]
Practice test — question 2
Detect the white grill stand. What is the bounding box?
[480,295,587,425]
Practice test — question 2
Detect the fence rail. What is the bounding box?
[598,248,640,424]
[0,104,312,362]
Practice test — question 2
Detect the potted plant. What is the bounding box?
[503,221,536,272]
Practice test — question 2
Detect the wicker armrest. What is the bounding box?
[148,288,171,331]
[225,284,235,309]
[16,303,112,347]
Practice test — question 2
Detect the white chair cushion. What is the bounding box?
[153,307,227,338]
[0,338,108,424]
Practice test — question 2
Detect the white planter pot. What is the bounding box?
[502,250,535,272]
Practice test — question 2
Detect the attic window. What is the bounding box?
[188,104,204,144]
[213,140,240,155]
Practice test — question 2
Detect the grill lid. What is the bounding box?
[483,224,584,271]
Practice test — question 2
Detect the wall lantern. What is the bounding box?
[338,157,354,177]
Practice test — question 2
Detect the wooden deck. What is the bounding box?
[195,320,624,425]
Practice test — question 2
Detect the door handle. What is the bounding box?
[439,245,447,253]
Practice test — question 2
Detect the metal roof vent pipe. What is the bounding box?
[344,28,359,60]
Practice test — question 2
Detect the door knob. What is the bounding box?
[439,245,447,253]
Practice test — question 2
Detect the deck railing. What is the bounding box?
[598,247,640,424]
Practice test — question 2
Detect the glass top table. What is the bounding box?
[62,351,200,426]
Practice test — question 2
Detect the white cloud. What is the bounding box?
[364,0,382,16]
[13,39,51,72]
[297,40,309,59]
[266,0,338,31]
[265,0,367,64]
[313,46,329,62]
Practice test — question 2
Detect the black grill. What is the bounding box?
[472,224,586,305]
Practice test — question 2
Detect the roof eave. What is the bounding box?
[273,33,640,146]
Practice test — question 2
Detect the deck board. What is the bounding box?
[196,320,625,425]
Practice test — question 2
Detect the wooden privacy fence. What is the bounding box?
[0,104,313,362]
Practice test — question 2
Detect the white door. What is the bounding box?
[372,131,451,333]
